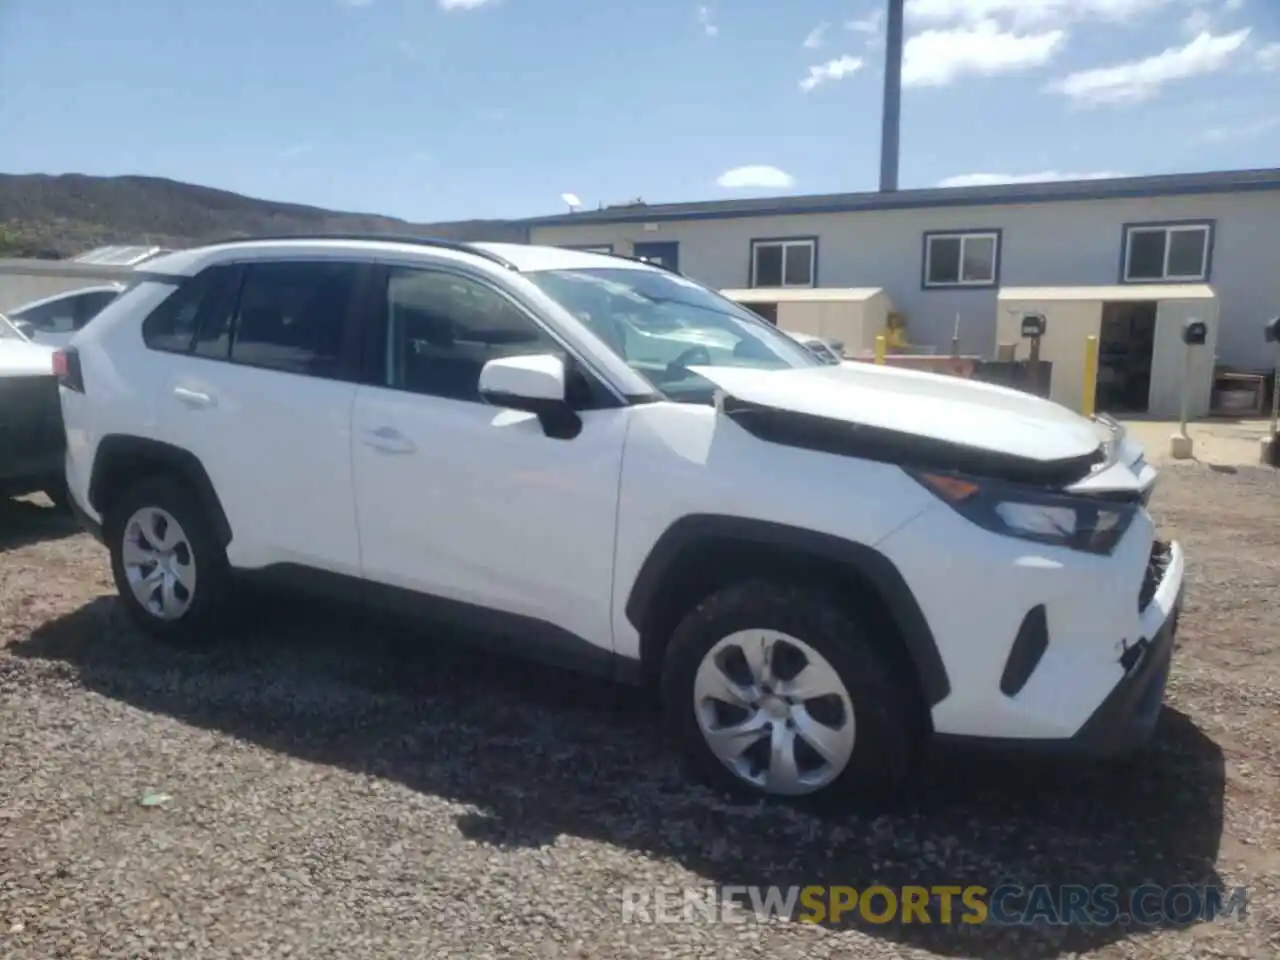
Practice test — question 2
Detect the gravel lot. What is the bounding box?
[2,464,1278,960]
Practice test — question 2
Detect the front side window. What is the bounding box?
[11,296,76,333]
[72,289,120,328]
[227,261,361,378]
[1122,223,1211,282]
[924,232,999,287]
[526,266,818,403]
[382,267,560,403]
[0,313,27,341]
[751,239,816,288]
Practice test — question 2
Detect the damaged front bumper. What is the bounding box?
[1069,539,1184,757]
[934,538,1186,758]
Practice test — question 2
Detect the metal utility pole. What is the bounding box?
[879,0,905,192]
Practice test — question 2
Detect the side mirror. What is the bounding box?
[478,353,581,440]
[1182,319,1207,346]
[1265,316,1280,344]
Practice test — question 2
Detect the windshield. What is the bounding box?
[525,267,818,401]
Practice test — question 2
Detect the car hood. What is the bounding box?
[688,360,1152,494]
[0,338,56,377]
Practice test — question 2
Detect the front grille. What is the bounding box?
[1138,540,1172,612]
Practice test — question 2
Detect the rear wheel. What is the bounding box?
[104,475,233,646]
[660,579,917,811]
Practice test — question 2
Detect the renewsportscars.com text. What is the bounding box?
[622,884,1249,927]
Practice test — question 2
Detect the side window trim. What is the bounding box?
[360,261,627,410]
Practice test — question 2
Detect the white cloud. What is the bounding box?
[1182,0,1252,34]
[439,0,496,9]
[716,165,797,189]
[1182,7,1214,33]
[799,54,865,91]
[697,5,719,36]
[1258,41,1280,70]
[903,20,1065,87]
[1050,28,1251,106]
[906,0,1175,29]
[847,8,884,33]
[1199,116,1279,141]
[804,23,828,48]
[937,170,1126,187]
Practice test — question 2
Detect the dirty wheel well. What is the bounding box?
[636,537,933,735]
[90,437,232,545]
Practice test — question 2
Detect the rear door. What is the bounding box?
[151,258,371,576]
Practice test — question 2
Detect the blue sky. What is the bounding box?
[0,0,1277,223]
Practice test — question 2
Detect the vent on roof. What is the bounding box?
[72,245,168,266]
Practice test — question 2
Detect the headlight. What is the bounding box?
[907,469,1138,555]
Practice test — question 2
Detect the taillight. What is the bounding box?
[53,348,85,393]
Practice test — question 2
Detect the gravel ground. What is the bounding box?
[1,464,1278,960]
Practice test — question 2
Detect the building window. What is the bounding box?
[1122,223,1212,283]
[923,231,999,288]
[750,238,816,288]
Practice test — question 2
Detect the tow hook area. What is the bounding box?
[1119,636,1150,674]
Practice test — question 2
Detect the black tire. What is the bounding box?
[660,578,918,813]
[104,474,234,647]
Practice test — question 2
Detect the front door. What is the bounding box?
[350,263,630,658]
[632,241,680,272]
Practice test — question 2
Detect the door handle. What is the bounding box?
[360,426,416,454]
[173,387,215,408]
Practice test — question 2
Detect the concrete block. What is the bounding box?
[1169,433,1195,460]
[1262,435,1280,467]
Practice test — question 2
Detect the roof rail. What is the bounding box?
[197,233,521,271]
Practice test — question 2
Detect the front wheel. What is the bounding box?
[660,579,917,811]
[104,475,233,646]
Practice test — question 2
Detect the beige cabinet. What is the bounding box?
[719,287,894,357]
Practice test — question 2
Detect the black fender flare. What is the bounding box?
[624,514,950,706]
[89,435,233,546]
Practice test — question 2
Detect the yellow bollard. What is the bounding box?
[874,334,887,365]
[1081,334,1099,417]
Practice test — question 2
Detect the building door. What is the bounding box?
[631,241,679,272]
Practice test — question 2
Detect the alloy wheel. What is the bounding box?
[121,506,197,620]
[692,630,856,796]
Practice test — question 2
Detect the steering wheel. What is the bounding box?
[666,345,712,376]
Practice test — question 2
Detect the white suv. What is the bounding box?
[55,237,1185,808]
